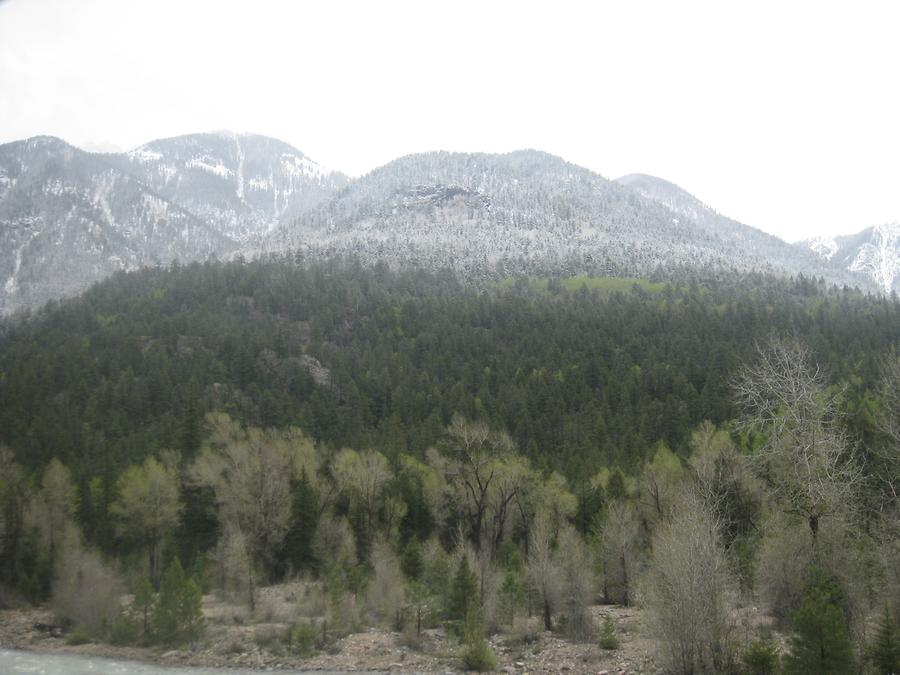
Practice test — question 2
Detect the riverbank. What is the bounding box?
[0,593,658,673]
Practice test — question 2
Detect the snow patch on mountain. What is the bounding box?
[282,153,330,180]
[129,148,163,162]
[848,223,900,292]
[805,236,838,261]
[186,157,234,178]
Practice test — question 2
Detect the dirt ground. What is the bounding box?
[0,583,663,673]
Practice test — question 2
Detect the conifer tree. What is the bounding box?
[869,605,900,675]
[783,587,854,675]
[448,555,479,634]
[154,558,204,646]
[131,575,156,642]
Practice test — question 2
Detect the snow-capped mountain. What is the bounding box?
[107,132,348,244]
[0,136,235,314]
[0,133,347,314]
[801,223,900,293]
[263,151,876,289]
[1,134,887,316]
[615,173,869,288]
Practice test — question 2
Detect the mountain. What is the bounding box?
[0,133,347,314]
[0,136,233,314]
[615,173,870,288]
[801,223,900,293]
[107,132,349,244]
[0,136,885,316]
[263,151,875,289]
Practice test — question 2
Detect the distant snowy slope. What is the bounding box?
[108,132,349,244]
[0,133,348,314]
[615,173,867,288]
[0,136,234,314]
[262,152,876,289]
[801,223,900,293]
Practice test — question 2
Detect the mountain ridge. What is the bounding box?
[0,132,347,314]
[0,133,888,315]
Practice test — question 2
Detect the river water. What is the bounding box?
[0,649,370,674]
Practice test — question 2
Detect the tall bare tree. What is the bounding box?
[441,415,514,554]
[192,413,311,609]
[733,337,860,540]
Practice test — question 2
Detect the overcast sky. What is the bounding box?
[1,0,898,242]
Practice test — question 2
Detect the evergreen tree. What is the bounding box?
[281,468,319,575]
[178,379,204,457]
[400,536,424,581]
[783,587,854,675]
[130,575,156,642]
[869,605,900,675]
[447,555,479,633]
[153,558,204,646]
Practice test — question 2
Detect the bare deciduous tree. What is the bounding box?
[53,545,123,633]
[641,491,737,674]
[556,525,596,642]
[733,337,861,539]
[442,415,514,554]
[599,499,641,606]
[332,447,391,554]
[192,414,307,609]
[527,514,560,631]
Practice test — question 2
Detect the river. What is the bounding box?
[0,648,372,674]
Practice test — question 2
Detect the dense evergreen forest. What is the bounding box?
[1,259,897,482]
[1,259,899,672]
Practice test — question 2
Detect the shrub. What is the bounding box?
[107,612,140,646]
[65,628,92,645]
[287,620,319,657]
[52,546,123,634]
[599,615,619,650]
[461,637,497,672]
[642,493,737,673]
[742,637,779,675]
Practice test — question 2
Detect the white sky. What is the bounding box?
[1,0,898,242]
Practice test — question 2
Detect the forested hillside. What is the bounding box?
[2,260,896,484]
[1,260,898,672]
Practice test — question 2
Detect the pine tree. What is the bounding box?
[869,605,900,675]
[282,468,318,574]
[447,555,479,634]
[153,558,204,646]
[178,378,203,457]
[400,537,424,581]
[131,575,156,642]
[783,587,854,675]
